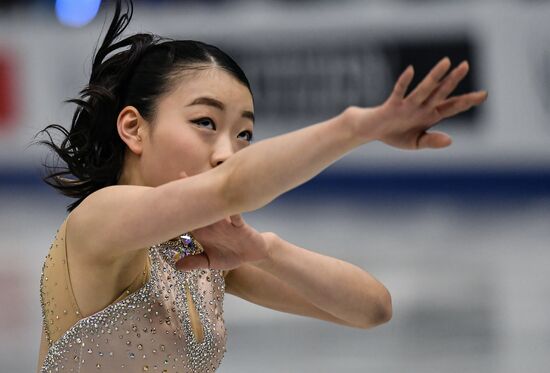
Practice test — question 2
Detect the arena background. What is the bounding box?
[1,0,549,372]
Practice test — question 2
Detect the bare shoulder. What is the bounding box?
[65,200,149,317]
[67,184,150,262]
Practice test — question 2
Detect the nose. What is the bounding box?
[210,136,236,167]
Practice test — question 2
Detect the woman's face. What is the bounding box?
[121,68,255,187]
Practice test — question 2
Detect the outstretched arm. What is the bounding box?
[70,56,484,264]
[222,57,487,214]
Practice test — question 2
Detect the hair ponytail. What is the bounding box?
[32,0,252,213]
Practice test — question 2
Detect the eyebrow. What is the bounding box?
[187,96,255,124]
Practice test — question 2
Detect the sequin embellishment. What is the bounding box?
[39,231,227,372]
[156,233,204,269]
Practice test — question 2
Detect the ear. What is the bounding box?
[117,106,148,155]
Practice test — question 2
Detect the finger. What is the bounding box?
[230,214,245,227]
[425,61,469,107]
[176,253,211,271]
[416,131,453,149]
[179,171,188,178]
[391,65,415,100]
[407,57,452,105]
[436,91,488,119]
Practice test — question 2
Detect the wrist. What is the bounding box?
[341,105,382,145]
[251,231,278,271]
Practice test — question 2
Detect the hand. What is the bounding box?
[351,57,488,149]
[174,171,270,271]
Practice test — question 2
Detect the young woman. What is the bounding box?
[34,0,487,371]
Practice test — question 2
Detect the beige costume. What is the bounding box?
[38,216,227,372]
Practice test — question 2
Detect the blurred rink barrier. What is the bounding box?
[1,1,549,372]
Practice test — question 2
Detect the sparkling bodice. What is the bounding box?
[39,218,227,372]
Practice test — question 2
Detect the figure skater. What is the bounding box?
[33,0,487,371]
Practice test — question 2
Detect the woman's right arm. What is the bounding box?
[69,108,361,262]
[221,58,487,213]
[71,57,487,261]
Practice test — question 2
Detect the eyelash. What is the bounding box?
[191,117,254,142]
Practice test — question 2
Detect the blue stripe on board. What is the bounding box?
[289,168,550,200]
[1,168,549,199]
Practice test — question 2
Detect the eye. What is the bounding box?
[191,117,216,130]
[238,130,254,142]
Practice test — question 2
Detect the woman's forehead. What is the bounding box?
[169,69,254,109]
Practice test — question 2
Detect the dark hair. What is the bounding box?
[31,0,252,213]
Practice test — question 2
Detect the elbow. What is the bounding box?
[378,291,393,324]
[378,288,393,324]
[362,288,393,329]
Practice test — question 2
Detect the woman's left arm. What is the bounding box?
[226,232,392,329]
[175,209,391,329]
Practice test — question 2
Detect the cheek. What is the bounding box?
[154,127,209,176]
[169,130,206,158]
